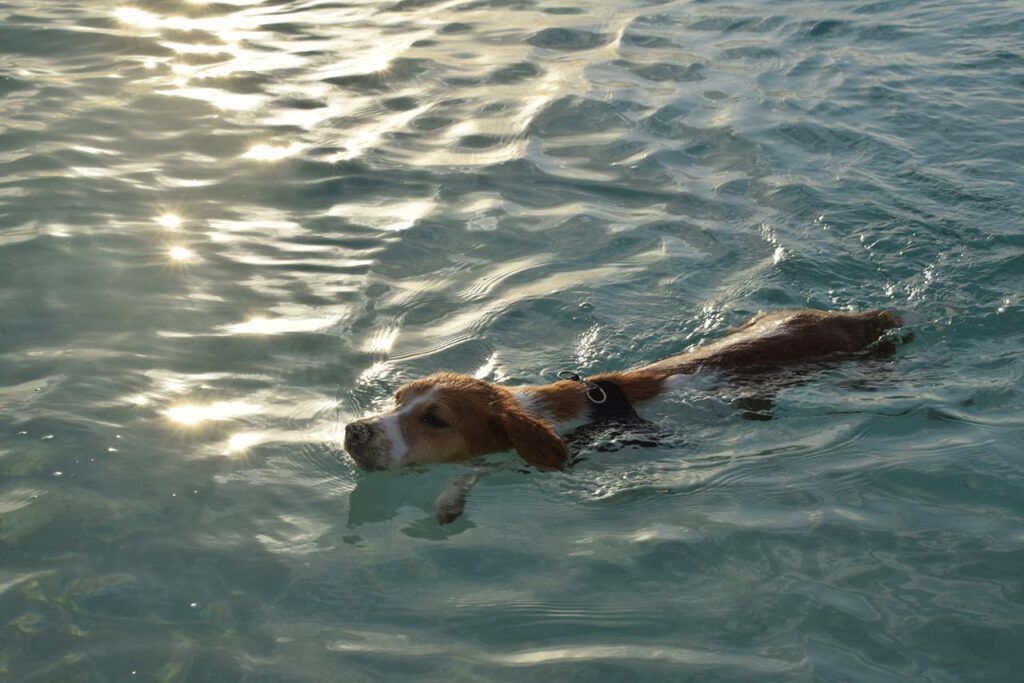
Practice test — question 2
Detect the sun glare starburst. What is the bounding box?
[168,246,195,262]
[115,7,162,29]
[157,213,182,229]
[227,432,262,453]
[164,401,258,426]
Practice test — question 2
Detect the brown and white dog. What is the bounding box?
[344,309,902,472]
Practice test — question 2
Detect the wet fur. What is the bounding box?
[344,309,903,472]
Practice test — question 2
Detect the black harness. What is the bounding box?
[556,370,640,422]
[557,371,663,462]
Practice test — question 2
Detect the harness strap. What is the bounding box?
[557,370,640,423]
[588,379,641,422]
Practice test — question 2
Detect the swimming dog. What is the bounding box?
[344,309,901,472]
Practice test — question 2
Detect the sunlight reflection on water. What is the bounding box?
[163,400,259,426]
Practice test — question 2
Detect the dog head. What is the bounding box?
[344,372,567,471]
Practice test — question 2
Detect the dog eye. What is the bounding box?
[421,410,449,429]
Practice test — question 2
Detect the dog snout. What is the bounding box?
[344,420,372,449]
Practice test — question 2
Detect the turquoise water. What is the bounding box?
[2,0,1023,679]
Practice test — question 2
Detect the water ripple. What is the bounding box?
[3,0,1024,679]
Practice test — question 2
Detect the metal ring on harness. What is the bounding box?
[557,370,608,404]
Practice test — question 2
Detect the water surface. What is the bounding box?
[1,0,1023,680]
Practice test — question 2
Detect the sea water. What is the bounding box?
[1,0,1022,680]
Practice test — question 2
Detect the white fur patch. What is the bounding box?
[378,414,409,468]
[380,388,437,468]
[512,390,541,418]
[513,390,589,435]
[397,390,436,416]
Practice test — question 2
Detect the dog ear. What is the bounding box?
[499,407,567,472]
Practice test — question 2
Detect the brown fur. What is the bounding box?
[519,380,589,421]
[498,402,568,471]
[397,373,568,470]
[592,309,900,404]
[344,309,902,470]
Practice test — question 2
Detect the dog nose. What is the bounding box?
[344,421,371,449]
